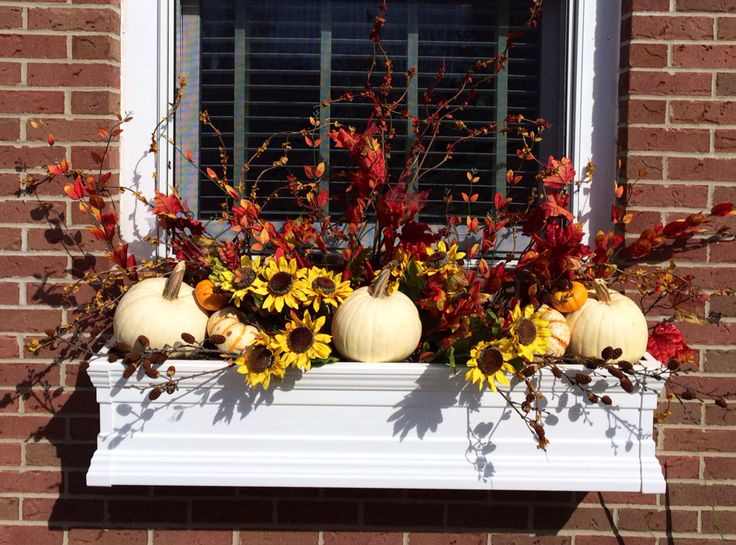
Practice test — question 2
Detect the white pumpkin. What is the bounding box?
[113,261,208,351]
[207,307,259,354]
[566,281,648,363]
[331,269,422,362]
[538,304,571,357]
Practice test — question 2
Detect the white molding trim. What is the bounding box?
[86,356,665,492]
[120,0,176,256]
[568,0,622,240]
[118,0,621,247]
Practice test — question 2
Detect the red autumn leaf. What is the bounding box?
[317,190,329,208]
[47,133,55,146]
[711,202,735,216]
[184,149,193,162]
[647,322,694,365]
[152,192,185,218]
[97,172,112,188]
[111,243,136,270]
[63,176,86,200]
[90,212,117,241]
[615,184,625,199]
[48,159,70,176]
[98,127,110,140]
[542,156,576,190]
[494,192,509,210]
[506,169,522,185]
[206,168,219,181]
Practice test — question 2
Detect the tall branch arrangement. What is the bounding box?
[21,0,736,448]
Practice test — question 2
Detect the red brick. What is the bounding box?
[625,71,712,96]
[490,538,569,545]
[677,0,736,12]
[154,531,234,545]
[624,156,663,180]
[624,0,670,11]
[532,507,609,531]
[717,72,736,96]
[624,100,666,124]
[702,510,736,533]
[623,210,663,234]
[660,455,701,479]
[0,228,21,251]
[28,63,119,88]
[0,63,21,85]
[73,35,120,61]
[71,91,120,115]
[0,35,67,59]
[629,184,708,208]
[0,253,67,277]
[719,17,736,39]
[28,8,120,32]
[0,526,63,545]
[623,43,668,68]
[626,127,710,152]
[25,389,97,415]
[106,500,189,524]
[704,349,735,372]
[664,428,736,452]
[69,529,148,545]
[240,532,318,545]
[0,119,19,140]
[71,145,118,169]
[0,283,19,305]
[0,146,65,170]
[23,498,105,523]
[0,308,63,333]
[704,457,736,479]
[705,402,736,425]
[0,443,21,465]
[669,483,736,506]
[27,119,114,142]
[716,130,736,151]
[0,201,65,224]
[0,91,64,114]
[675,44,736,68]
[618,508,698,532]
[0,469,62,493]
[671,101,736,124]
[631,16,714,39]
[408,534,486,545]
[670,157,736,181]
[574,538,654,545]
[0,498,18,520]
[0,7,22,30]
[323,534,402,545]
[0,336,19,359]
[711,294,736,316]
[0,364,54,389]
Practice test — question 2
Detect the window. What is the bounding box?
[118,0,621,245]
[174,0,568,221]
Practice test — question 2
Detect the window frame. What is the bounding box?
[119,0,620,255]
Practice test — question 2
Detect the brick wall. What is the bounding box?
[0,0,734,544]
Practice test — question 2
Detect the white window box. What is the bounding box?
[86,354,666,493]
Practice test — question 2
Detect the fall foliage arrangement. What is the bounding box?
[23,0,736,448]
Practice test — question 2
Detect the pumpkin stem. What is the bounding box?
[368,267,394,298]
[163,261,187,301]
[593,279,612,304]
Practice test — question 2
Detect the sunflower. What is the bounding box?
[420,241,466,276]
[274,310,332,371]
[465,339,516,391]
[235,333,287,389]
[301,267,352,312]
[260,256,306,313]
[210,255,267,306]
[507,304,551,361]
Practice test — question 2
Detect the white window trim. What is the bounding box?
[119,0,620,254]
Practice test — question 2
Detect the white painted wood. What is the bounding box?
[120,0,175,257]
[86,354,666,492]
[567,0,622,240]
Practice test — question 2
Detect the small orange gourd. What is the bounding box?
[550,281,588,314]
[194,279,228,311]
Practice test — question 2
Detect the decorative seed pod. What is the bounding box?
[537,304,571,357]
[206,307,259,354]
[113,262,208,351]
[331,268,422,362]
[566,280,648,363]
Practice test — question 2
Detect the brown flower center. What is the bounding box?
[234,267,256,289]
[478,347,504,376]
[313,276,336,295]
[517,318,537,345]
[287,326,314,354]
[425,251,448,266]
[246,345,274,373]
[268,271,293,295]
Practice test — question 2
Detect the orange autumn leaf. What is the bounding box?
[615,184,625,199]
[206,167,219,180]
[48,159,69,176]
[63,176,86,200]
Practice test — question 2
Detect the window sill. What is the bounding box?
[86,355,666,493]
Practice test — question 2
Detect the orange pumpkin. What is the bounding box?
[550,281,588,314]
[194,279,228,311]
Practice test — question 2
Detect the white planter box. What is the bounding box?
[86,354,666,493]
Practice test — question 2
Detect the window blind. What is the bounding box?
[188,0,562,221]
